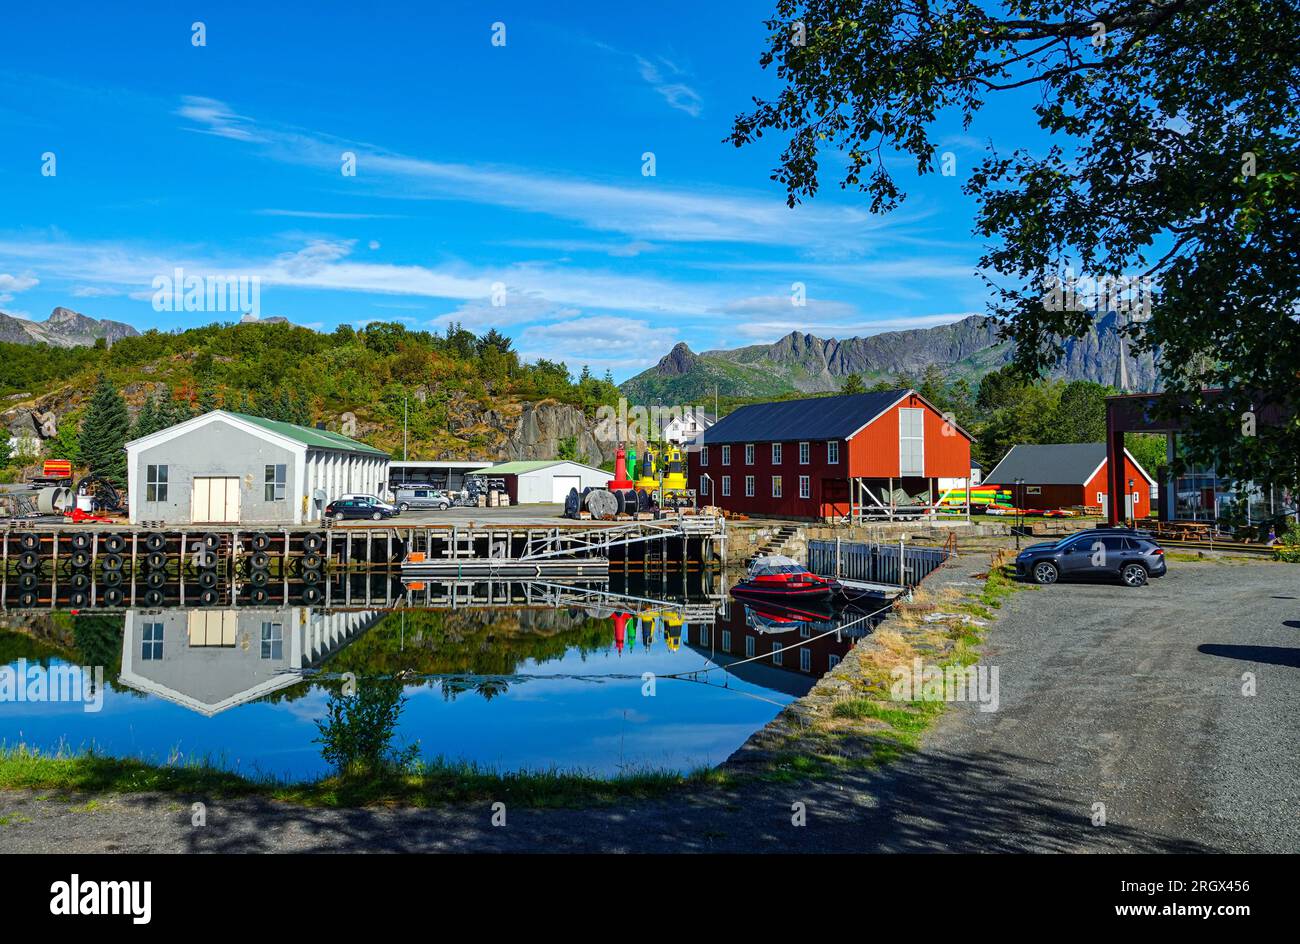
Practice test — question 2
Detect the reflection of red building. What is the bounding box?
[684,602,859,694]
[693,389,973,521]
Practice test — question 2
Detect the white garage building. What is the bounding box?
[125,410,390,525]
[481,460,612,504]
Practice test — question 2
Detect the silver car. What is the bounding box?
[392,487,450,512]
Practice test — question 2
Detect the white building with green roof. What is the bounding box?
[124,410,390,525]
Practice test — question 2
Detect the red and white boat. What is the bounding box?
[730,555,840,603]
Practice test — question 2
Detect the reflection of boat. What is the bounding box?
[731,555,839,603]
[743,597,838,634]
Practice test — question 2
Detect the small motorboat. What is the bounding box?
[730,555,839,603]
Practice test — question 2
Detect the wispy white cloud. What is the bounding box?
[256,208,402,220]
[174,96,917,252]
[634,55,703,117]
[176,96,262,142]
[517,315,681,372]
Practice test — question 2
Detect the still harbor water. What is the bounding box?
[0,573,880,779]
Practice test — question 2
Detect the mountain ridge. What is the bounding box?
[0,307,139,347]
[620,313,1158,401]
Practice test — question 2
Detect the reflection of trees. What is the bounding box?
[315,677,418,777]
[322,610,616,679]
[71,615,125,678]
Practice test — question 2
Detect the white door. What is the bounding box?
[193,476,241,523]
[551,475,580,503]
[898,408,925,477]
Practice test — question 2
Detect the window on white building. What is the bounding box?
[146,465,168,502]
[264,464,287,502]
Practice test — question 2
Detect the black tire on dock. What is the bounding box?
[300,551,324,571]
[249,569,269,587]
[102,534,126,553]
[301,585,322,604]
[100,553,123,571]
[302,533,324,552]
[300,568,322,585]
[145,551,168,571]
[146,571,166,589]
[145,533,166,552]
[251,532,272,552]
[18,573,38,591]
[70,573,90,590]
[192,549,215,569]
[250,551,270,571]
[143,589,164,606]
[18,592,38,608]
[103,588,124,607]
[70,533,91,551]
[250,587,269,604]
[203,533,221,550]
[70,549,91,569]
[101,570,122,587]
[18,534,39,551]
[18,550,39,571]
[69,591,88,607]
[197,570,218,589]
[199,589,219,606]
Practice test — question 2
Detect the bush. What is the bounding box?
[1274,520,1300,563]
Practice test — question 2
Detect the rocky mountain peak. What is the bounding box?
[655,342,698,377]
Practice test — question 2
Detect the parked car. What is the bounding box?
[325,498,394,521]
[1014,529,1167,587]
[336,493,401,516]
[392,487,451,512]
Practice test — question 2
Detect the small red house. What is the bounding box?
[692,389,973,521]
[983,443,1154,518]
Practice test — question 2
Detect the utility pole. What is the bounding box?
[403,396,408,461]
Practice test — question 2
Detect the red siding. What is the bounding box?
[846,393,970,478]
[985,454,1152,513]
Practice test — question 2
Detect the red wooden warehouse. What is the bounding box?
[983,443,1154,518]
[692,389,974,521]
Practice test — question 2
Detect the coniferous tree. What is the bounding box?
[79,374,131,485]
[131,395,159,440]
[198,382,219,414]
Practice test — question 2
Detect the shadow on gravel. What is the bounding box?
[96,746,1218,853]
[1198,644,1300,668]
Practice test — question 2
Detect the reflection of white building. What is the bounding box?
[119,607,382,715]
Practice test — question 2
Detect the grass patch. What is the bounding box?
[0,744,730,810]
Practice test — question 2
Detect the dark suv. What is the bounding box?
[325,498,394,521]
[1014,529,1167,587]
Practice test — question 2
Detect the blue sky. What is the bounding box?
[0,1,1037,381]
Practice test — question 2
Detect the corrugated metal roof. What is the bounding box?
[478,460,609,476]
[701,390,908,444]
[983,443,1107,485]
[225,412,389,457]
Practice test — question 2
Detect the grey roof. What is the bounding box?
[702,391,908,445]
[984,443,1109,485]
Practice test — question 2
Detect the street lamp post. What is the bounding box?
[1128,478,1136,527]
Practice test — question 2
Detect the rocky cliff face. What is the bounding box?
[0,307,138,347]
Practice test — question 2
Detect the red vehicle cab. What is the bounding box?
[730,555,840,603]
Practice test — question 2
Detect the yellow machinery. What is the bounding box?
[634,445,659,491]
[662,612,683,652]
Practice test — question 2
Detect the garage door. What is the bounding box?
[193,476,241,523]
[551,475,580,503]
